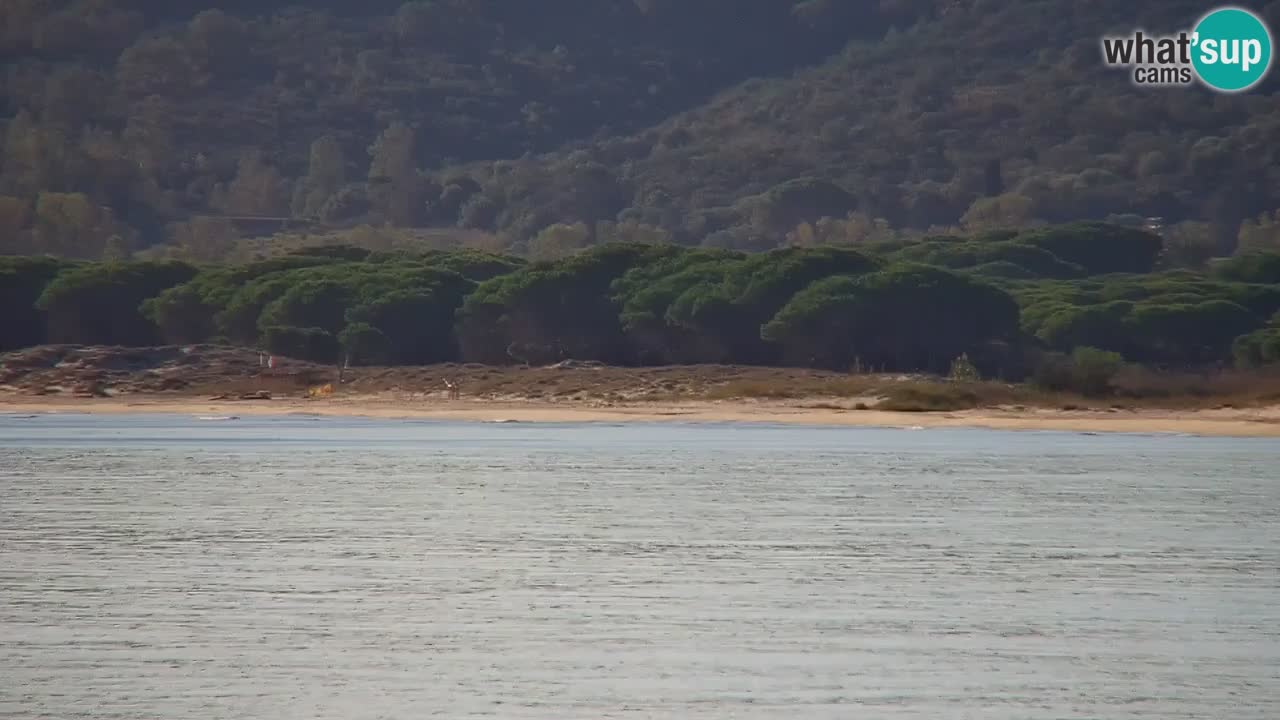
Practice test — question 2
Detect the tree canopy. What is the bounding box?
[5,225,1279,375]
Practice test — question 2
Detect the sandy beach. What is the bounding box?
[4,345,1280,437]
[4,394,1280,437]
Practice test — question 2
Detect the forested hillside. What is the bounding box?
[2,1,1279,261]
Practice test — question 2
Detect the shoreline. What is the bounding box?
[4,395,1280,438]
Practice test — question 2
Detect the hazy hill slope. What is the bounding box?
[1,0,1279,259]
[467,0,1280,246]
[0,1,914,252]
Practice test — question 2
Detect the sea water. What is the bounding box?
[1,413,1277,718]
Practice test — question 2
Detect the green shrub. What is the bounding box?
[1070,347,1125,395]
[1211,252,1280,284]
[1233,328,1280,368]
[1033,346,1124,396]
[949,353,980,381]
[875,384,980,412]
[338,322,389,366]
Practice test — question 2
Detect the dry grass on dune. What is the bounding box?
[701,374,1054,412]
[4,345,1280,413]
[346,363,862,403]
[1110,367,1280,409]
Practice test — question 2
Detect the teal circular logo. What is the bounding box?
[1192,7,1273,92]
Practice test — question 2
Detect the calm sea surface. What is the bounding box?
[1,413,1278,719]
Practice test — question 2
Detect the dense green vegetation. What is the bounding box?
[2,1,1279,262]
[5,225,1280,396]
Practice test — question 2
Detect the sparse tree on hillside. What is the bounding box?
[528,222,591,261]
[115,36,202,97]
[961,193,1039,231]
[367,122,426,227]
[293,135,347,219]
[1238,211,1280,254]
[1162,221,1217,269]
[169,216,240,262]
[120,96,176,179]
[32,192,131,260]
[213,150,290,217]
[2,111,79,196]
[0,196,32,254]
[596,220,670,246]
